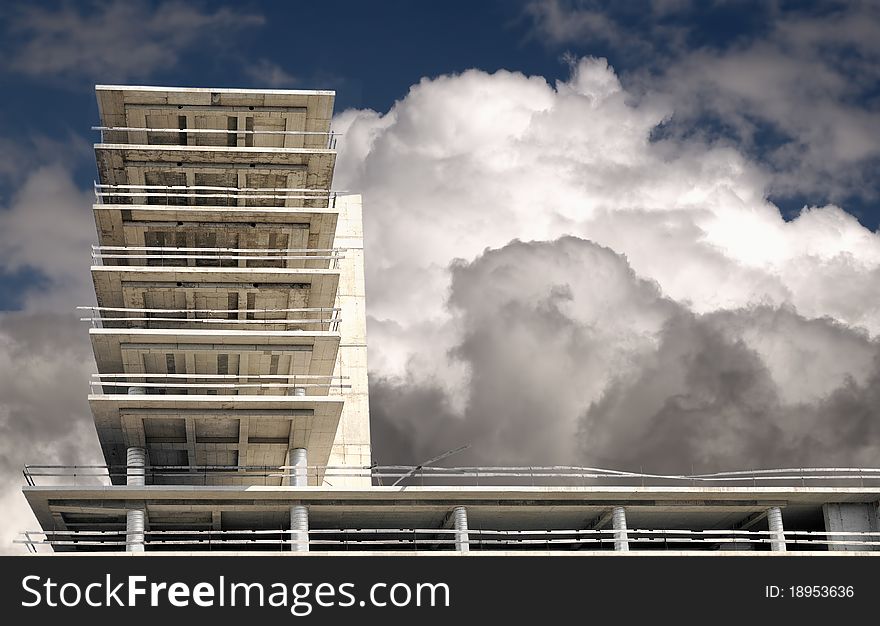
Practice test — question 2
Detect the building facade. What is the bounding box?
[19,85,880,554]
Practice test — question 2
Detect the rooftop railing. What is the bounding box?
[22,464,880,488]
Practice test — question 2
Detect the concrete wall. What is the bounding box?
[823,502,880,551]
[326,195,371,485]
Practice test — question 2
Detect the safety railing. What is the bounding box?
[87,374,351,397]
[93,183,341,206]
[22,465,880,488]
[90,245,344,269]
[78,306,341,331]
[93,126,340,149]
[22,464,358,487]
[15,527,880,552]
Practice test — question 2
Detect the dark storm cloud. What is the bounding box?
[370,237,880,472]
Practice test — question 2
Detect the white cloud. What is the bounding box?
[525,1,880,205]
[332,57,880,466]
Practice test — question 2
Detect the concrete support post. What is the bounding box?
[611,506,629,551]
[289,447,308,487]
[290,504,309,552]
[126,446,146,486]
[767,506,786,552]
[452,506,470,553]
[126,446,147,552]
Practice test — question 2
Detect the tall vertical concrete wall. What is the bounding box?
[326,194,371,485]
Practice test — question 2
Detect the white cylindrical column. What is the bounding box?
[290,504,309,552]
[126,509,145,553]
[125,446,147,552]
[452,506,469,553]
[293,386,306,397]
[126,446,146,486]
[767,506,786,552]
[612,506,629,552]
[289,447,308,487]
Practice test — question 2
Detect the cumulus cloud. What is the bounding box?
[2,0,264,82]
[0,313,101,553]
[0,164,96,309]
[331,57,880,469]
[525,1,880,208]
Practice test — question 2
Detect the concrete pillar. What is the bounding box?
[767,506,786,552]
[126,509,145,553]
[823,503,880,551]
[289,447,308,487]
[126,446,146,486]
[126,447,147,552]
[452,506,469,552]
[290,504,309,552]
[611,506,629,551]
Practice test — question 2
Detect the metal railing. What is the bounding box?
[23,464,361,487]
[93,126,340,150]
[79,305,342,331]
[90,245,344,269]
[22,464,880,488]
[15,527,880,552]
[94,183,340,206]
[88,374,350,396]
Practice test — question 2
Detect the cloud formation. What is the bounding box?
[332,57,880,469]
[525,0,880,208]
[2,0,264,81]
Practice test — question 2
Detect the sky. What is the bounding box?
[1,0,880,552]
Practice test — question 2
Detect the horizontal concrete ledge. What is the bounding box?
[23,550,880,557]
[96,85,336,97]
[96,143,335,155]
[93,204,340,214]
[21,484,880,502]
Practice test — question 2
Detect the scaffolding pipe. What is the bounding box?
[768,507,787,552]
[612,506,629,552]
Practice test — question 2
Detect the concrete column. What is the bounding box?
[290,504,309,552]
[823,503,880,551]
[612,506,629,551]
[452,506,469,552]
[289,447,308,487]
[126,446,146,486]
[126,446,147,552]
[126,509,145,553]
[767,506,786,552]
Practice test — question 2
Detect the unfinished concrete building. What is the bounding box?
[19,85,880,554]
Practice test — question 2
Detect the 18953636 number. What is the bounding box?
[789,585,854,598]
